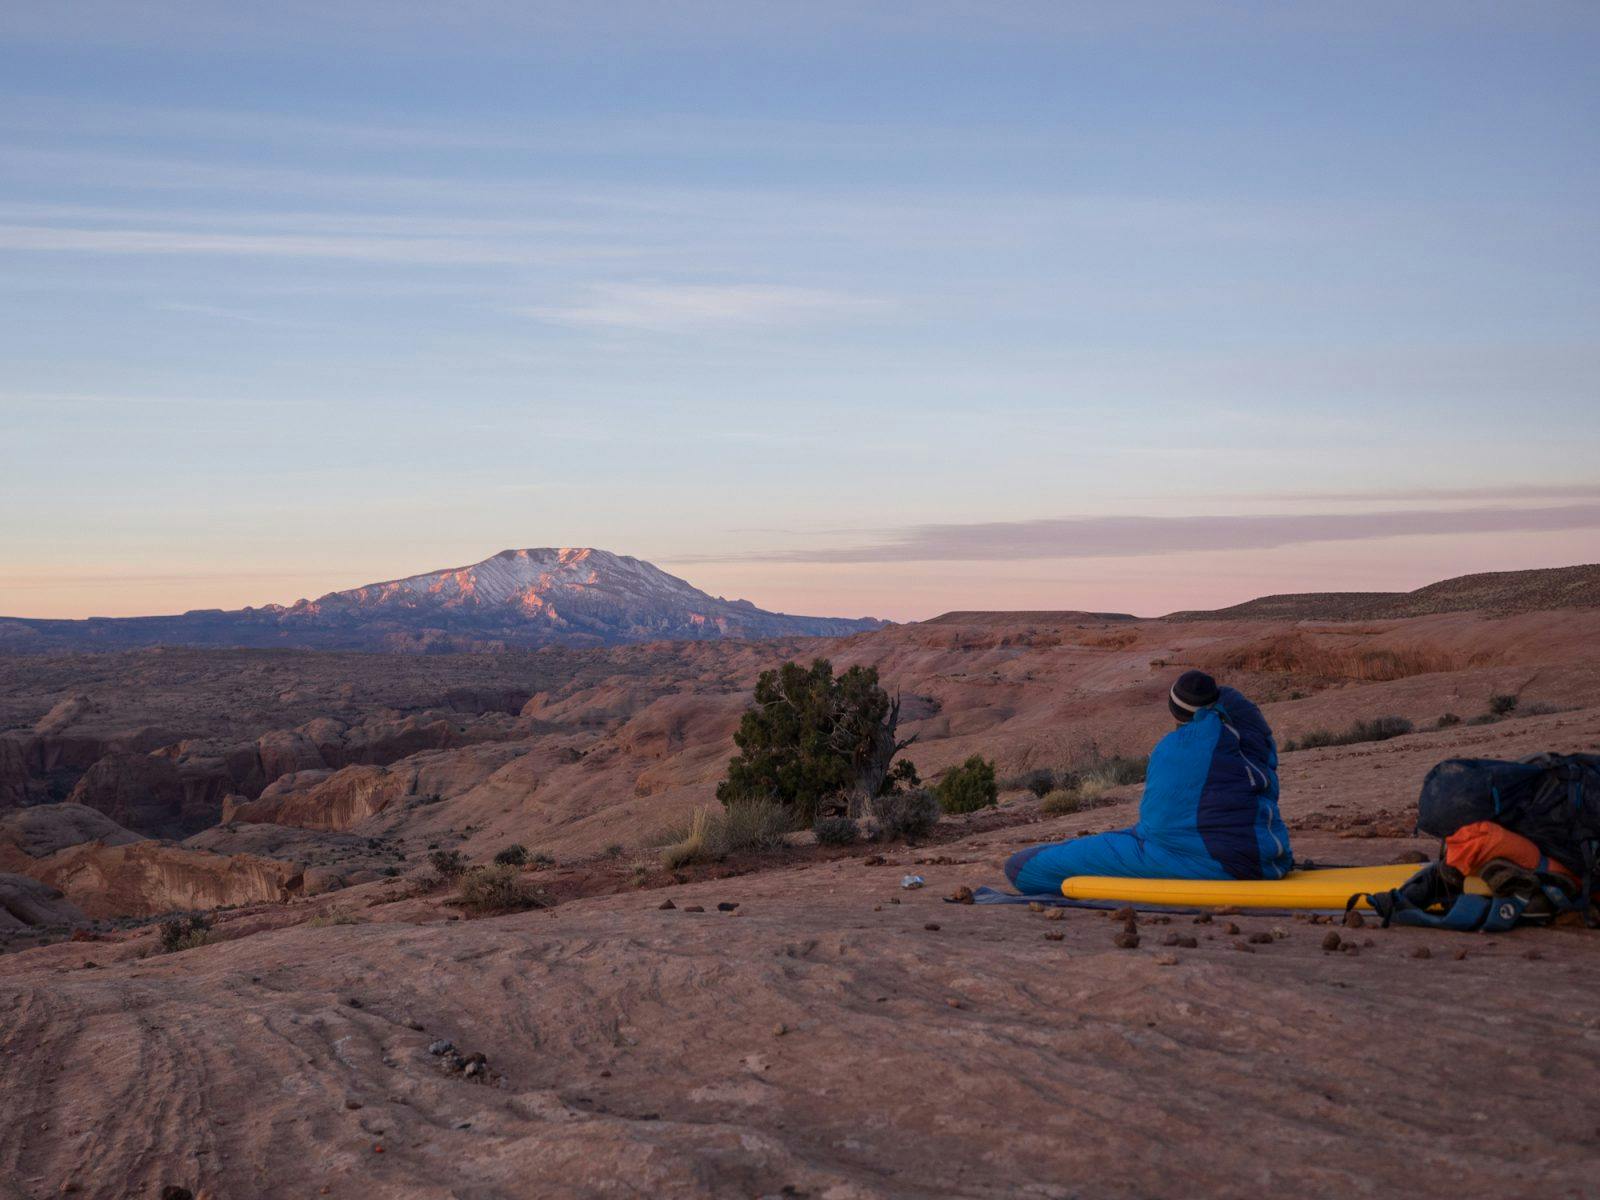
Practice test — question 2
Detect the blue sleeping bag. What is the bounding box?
[1006,687,1292,894]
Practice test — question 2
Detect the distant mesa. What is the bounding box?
[0,547,886,654]
[1164,564,1600,622]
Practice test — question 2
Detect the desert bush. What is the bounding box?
[1285,715,1413,751]
[157,913,213,954]
[493,844,529,867]
[455,864,547,915]
[936,755,998,814]
[718,658,916,824]
[1436,713,1462,728]
[658,801,791,868]
[1519,701,1563,716]
[1040,788,1085,816]
[429,849,468,878]
[1005,767,1059,798]
[812,816,860,846]
[716,800,791,854]
[868,789,940,842]
[1082,754,1148,788]
[1488,693,1519,716]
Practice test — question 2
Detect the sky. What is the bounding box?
[2,1,1598,621]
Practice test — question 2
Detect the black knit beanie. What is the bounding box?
[1168,670,1220,724]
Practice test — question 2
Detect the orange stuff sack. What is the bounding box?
[1444,820,1578,883]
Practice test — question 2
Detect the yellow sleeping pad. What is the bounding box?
[1060,864,1489,910]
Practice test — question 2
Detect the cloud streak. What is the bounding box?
[717,503,1600,563]
[522,283,885,331]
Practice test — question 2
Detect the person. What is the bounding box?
[1005,670,1292,894]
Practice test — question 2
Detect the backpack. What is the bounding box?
[1361,754,1600,930]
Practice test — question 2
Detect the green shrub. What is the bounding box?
[455,864,547,915]
[1488,693,1519,716]
[157,913,213,954]
[868,789,940,842]
[936,755,998,814]
[717,658,915,825]
[429,849,468,878]
[812,816,860,846]
[493,844,529,867]
[1005,767,1058,798]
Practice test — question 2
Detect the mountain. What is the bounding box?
[1164,564,1600,621]
[0,547,886,653]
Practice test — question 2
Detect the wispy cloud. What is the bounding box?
[710,503,1600,563]
[522,283,886,331]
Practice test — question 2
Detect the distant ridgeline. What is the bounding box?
[0,548,886,654]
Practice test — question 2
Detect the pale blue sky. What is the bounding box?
[2,2,1597,619]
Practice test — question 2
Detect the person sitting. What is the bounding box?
[1005,670,1293,894]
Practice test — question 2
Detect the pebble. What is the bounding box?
[945,998,963,1009]
[924,923,941,932]
[344,1099,363,1111]
[427,1040,453,1056]
[1270,927,1288,940]
[346,998,363,1008]
[947,887,975,905]
[1045,908,1065,922]
[1112,930,1140,950]
[773,1023,788,1037]
[717,902,739,912]
[1321,931,1342,952]
[1454,948,1469,961]
[1341,943,1361,957]
[1044,931,1064,941]
[1193,914,1213,925]
[1343,911,1366,929]
[1246,932,1274,945]
[1223,922,1241,936]
[1410,946,1432,960]
[1112,906,1136,923]
[1162,933,1198,949]
[1154,953,1179,966]
[683,905,705,913]
[1232,941,1255,953]
[658,899,676,910]
[1028,902,1046,914]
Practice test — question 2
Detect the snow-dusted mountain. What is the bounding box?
[0,548,886,653]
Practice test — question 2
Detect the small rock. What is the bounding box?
[683,905,705,913]
[1247,932,1274,945]
[773,1023,788,1036]
[889,898,902,905]
[1223,922,1241,936]
[344,1099,363,1110]
[1112,906,1136,923]
[406,1020,424,1031]
[1232,941,1255,953]
[1112,930,1140,950]
[1454,948,1468,961]
[1193,914,1213,925]
[1270,927,1288,940]
[1343,910,1366,929]
[1170,934,1198,949]
[863,854,887,866]
[427,1040,453,1056]
[1154,953,1179,966]
[1321,931,1342,952]
[1342,943,1361,956]
[1410,946,1432,960]
[717,902,739,912]
[372,1144,384,1154]
[1028,902,1046,914]
[1392,849,1430,864]
[1045,908,1065,922]
[159,1189,193,1200]
[947,886,975,905]
[1044,931,1064,941]
[658,899,676,910]
[346,998,363,1008]
[945,997,962,1009]
[924,923,941,932]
